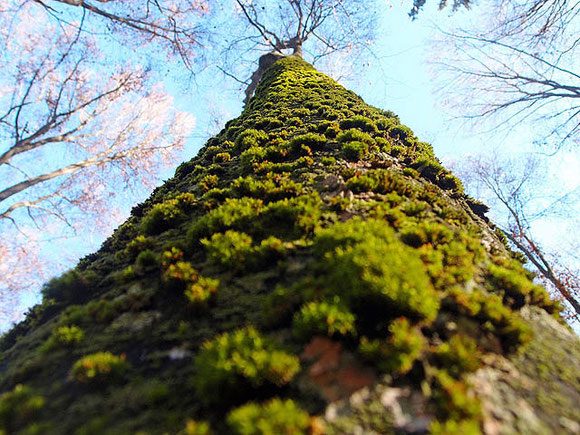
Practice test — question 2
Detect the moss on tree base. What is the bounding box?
[0,57,577,435]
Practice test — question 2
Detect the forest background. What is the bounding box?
[1,0,578,331]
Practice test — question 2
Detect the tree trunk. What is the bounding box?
[0,57,578,435]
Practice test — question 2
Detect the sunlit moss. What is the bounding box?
[185,276,219,306]
[315,219,440,321]
[71,352,130,385]
[292,298,356,340]
[432,335,482,378]
[141,193,195,235]
[41,325,84,352]
[231,173,302,202]
[340,116,378,133]
[358,317,424,374]
[227,398,310,435]
[235,129,269,151]
[193,327,300,404]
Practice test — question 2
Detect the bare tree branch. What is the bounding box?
[432,0,580,149]
[456,151,580,321]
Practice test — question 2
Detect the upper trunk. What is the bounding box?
[1,57,578,435]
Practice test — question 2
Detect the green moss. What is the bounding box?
[439,173,464,193]
[125,235,154,260]
[162,259,216,307]
[288,133,327,153]
[254,117,284,130]
[292,298,356,340]
[115,265,136,283]
[323,123,340,138]
[430,418,481,435]
[161,246,184,268]
[340,116,378,133]
[56,297,126,326]
[403,167,419,179]
[390,145,405,157]
[388,125,416,145]
[203,146,222,160]
[240,147,267,170]
[0,385,45,433]
[431,369,481,421]
[185,276,219,306]
[227,398,310,435]
[444,289,532,349]
[259,194,322,239]
[141,193,195,235]
[0,53,571,435]
[231,173,302,203]
[203,230,254,271]
[41,325,84,352]
[423,240,479,289]
[235,129,268,151]
[341,141,369,161]
[189,193,320,244]
[358,317,424,374]
[183,419,212,434]
[200,175,219,192]
[263,144,289,162]
[375,117,397,131]
[315,219,440,321]
[344,173,375,192]
[188,197,264,242]
[401,200,428,217]
[337,128,375,145]
[345,169,416,196]
[41,269,98,304]
[193,327,300,404]
[401,222,454,248]
[200,234,283,272]
[135,249,158,274]
[487,263,554,310]
[213,152,231,163]
[71,352,130,385]
[432,335,482,378]
[320,156,336,166]
[287,117,303,127]
[412,157,444,181]
[262,285,304,329]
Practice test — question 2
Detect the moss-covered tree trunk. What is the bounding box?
[1,57,578,435]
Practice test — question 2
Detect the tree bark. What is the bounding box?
[0,57,578,435]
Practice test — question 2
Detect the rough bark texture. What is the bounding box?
[0,57,578,435]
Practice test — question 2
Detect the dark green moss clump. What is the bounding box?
[0,385,45,434]
[41,269,98,303]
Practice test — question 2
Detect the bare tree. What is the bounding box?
[234,0,370,59]
[26,0,210,69]
[215,0,376,101]
[456,151,580,323]
[432,0,580,149]
[0,1,195,326]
